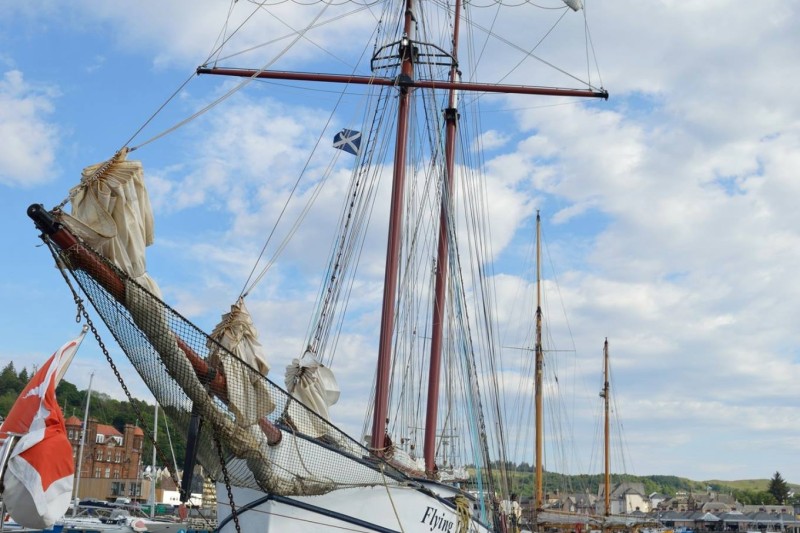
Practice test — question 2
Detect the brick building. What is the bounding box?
[65,416,153,502]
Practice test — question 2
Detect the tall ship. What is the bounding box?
[19,0,613,530]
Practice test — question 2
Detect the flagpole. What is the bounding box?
[72,371,94,516]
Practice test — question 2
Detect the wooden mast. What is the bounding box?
[196,0,608,464]
[369,0,416,454]
[423,0,464,479]
[534,211,544,511]
[602,338,611,518]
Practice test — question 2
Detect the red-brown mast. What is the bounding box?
[423,0,464,477]
[196,5,607,461]
[369,0,417,454]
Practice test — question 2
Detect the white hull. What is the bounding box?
[216,484,494,532]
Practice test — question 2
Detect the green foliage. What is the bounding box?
[0,362,22,395]
[0,366,186,468]
[472,465,799,504]
[768,471,789,504]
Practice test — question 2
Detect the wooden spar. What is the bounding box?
[603,338,611,518]
[27,204,228,402]
[27,204,284,449]
[197,67,608,99]
[369,0,416,454]
[534,211,544,511]
[423,0,464,479]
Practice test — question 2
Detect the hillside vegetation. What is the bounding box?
[483,464,799,505]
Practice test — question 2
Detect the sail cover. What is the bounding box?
[60,150,161,297]
[0,335,84,529]
[208,298,275,426]
[284,350,339,438]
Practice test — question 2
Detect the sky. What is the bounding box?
[1,0,799,487]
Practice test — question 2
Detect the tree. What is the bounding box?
[0,362,20,395]
[768,471,789,504]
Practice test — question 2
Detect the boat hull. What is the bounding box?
[216,484,494,532]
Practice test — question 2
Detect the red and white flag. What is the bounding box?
[0,329,87,529]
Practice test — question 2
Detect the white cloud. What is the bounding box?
[0,70,59,186]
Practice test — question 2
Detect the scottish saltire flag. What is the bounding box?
[333,129,362,156]
[0,330,86,529]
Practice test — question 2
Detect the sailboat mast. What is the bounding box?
[534,211,544,510]
[150,404,159,518]
[423,0,464,478]
[603,338,610,517]
[72,371,94,516]
[370,0,416,454]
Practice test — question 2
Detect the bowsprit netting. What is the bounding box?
[42,234,407,497]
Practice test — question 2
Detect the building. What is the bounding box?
[65,416,153,502]
[597,481,651,514]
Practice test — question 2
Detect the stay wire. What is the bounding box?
[125,0,267,152]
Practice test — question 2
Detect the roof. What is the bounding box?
[65,415,82,426]
[96,424,122,436]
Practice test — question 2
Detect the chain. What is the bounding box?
[214,433,242,533]
[41,236,222,528]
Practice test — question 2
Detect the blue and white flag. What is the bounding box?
[333,129,362,156]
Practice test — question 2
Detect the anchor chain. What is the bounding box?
[43,236,218,529]
[214,433,242,533]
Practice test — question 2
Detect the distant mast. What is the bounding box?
[534,211,544,511]
[602,338,610,518]
[72,371,94,516]
[150,404,159,518]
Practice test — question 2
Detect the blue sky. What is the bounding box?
[2,1,799,485]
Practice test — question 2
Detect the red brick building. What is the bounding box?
[64,416,152,501]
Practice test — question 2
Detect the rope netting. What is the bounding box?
[45,233,408,497]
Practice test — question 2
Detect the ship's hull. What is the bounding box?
[216,484,494,532]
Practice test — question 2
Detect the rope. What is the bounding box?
[380,465,405,533]
[215,499,385,532]
[454,494,471,533]
[54,148,129,210]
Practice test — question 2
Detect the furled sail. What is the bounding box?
[208,298,275,427]
[60,149,161,297]
[284,350,339,438]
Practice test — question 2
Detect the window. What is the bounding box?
[105,467,111,479]
[115,452,121,463]
[96,450,103,460]
[106,451,112,461]
[94,467,101,477]
[113,469,120,479]
[96,434,105,444]
[68,429,74,440]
